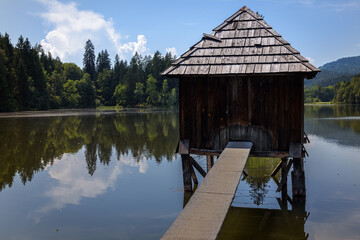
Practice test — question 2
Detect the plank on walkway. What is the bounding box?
[162,141,252,240]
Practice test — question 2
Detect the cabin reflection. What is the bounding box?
[182,156,309,239]
[218,200,308,240]
[223,157,307,239]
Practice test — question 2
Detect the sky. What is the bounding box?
[1,0,359,67]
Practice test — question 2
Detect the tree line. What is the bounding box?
[305,74,360,104]
[0,33,178,112]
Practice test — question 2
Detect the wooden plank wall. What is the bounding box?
[179,75,304,152]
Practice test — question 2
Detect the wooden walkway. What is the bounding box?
[162,141,253,240]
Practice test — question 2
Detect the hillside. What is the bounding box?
[305,56,360,88]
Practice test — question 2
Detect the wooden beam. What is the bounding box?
[181,154,192,191]
[249,151,289,158]
[272,176,293,206]
[189,148,221,156]
[270,159,284,176]
[206,155,214,172]
[190,149,290,158]
[189,156,207,178]
[276,159,293,192]
[190,164,198,185]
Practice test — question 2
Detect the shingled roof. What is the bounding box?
[162,6,320,79]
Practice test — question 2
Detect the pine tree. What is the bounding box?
[96,49,111,73]
[83,39,96,82]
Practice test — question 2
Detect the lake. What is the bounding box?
[0,105,359,239]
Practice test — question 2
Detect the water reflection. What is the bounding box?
[305,105,360,147]
[219,205,308,240]
[219,157,308,239]
[242,158,280,206]
[0,111,179,191]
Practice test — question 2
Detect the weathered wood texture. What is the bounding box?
[162,6,320,79]
[179,75,304,153]
[162,142,252,240]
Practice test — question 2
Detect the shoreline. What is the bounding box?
[0,107,178,118]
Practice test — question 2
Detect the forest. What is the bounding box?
[304,75,360,104]
[0,33,177,112]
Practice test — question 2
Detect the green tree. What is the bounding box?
[76,73,96,108]
[63,80,80,108]
[161,79,169,106]
[96,49,111,73]
[169,88,177,106]
[0,49,15,111]
[113,83,127,106]
[123,53,145,106]
[47,70,64,108]
[63,63,83,81]
[134,82,144,105]
[83,39,96,81]
[146,74,158,106]
[96,69,113,105]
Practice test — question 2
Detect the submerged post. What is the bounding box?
[181,154,192,191]
[206,155,214,172]
[292,158,306,196]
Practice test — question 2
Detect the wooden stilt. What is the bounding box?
[181,154,192,191]
[271,158,284,176]
[292,158,306,197]
[281,178,288,210]
[183,190,193,208]
[190,164,198,184]
[292,194,306,238]
[272,176,293,206]
[190,156,207,177]
[206,155,214,172]
[276,158,293,192]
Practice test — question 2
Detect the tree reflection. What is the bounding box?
[0,111,179,191]
[305,105,360,147]
[244,157,280,205]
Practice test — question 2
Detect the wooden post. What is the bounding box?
[181,154,192,191]
[190,164,198,185]
[206,155,214,172]
[292,158,306,197]
[276,158,292,192]
[292,191,306,239]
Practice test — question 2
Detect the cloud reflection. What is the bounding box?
[31,149,149,221]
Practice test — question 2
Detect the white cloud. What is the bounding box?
[165,47,177,57]
[357,43,360,47]
[37,0,148,64]
[119,35,149,56]
[306,56,315,64]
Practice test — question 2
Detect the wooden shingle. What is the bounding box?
[162,6,320,78]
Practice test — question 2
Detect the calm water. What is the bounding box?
[0,106,360,239]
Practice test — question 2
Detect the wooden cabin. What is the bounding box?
[162,6,320,157]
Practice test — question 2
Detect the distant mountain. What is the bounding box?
[305,56,360,88]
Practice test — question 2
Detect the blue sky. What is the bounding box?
[1,0,359,67]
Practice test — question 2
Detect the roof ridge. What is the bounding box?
[213,6,247,31]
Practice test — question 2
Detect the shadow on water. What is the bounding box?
[0,111,179,191]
